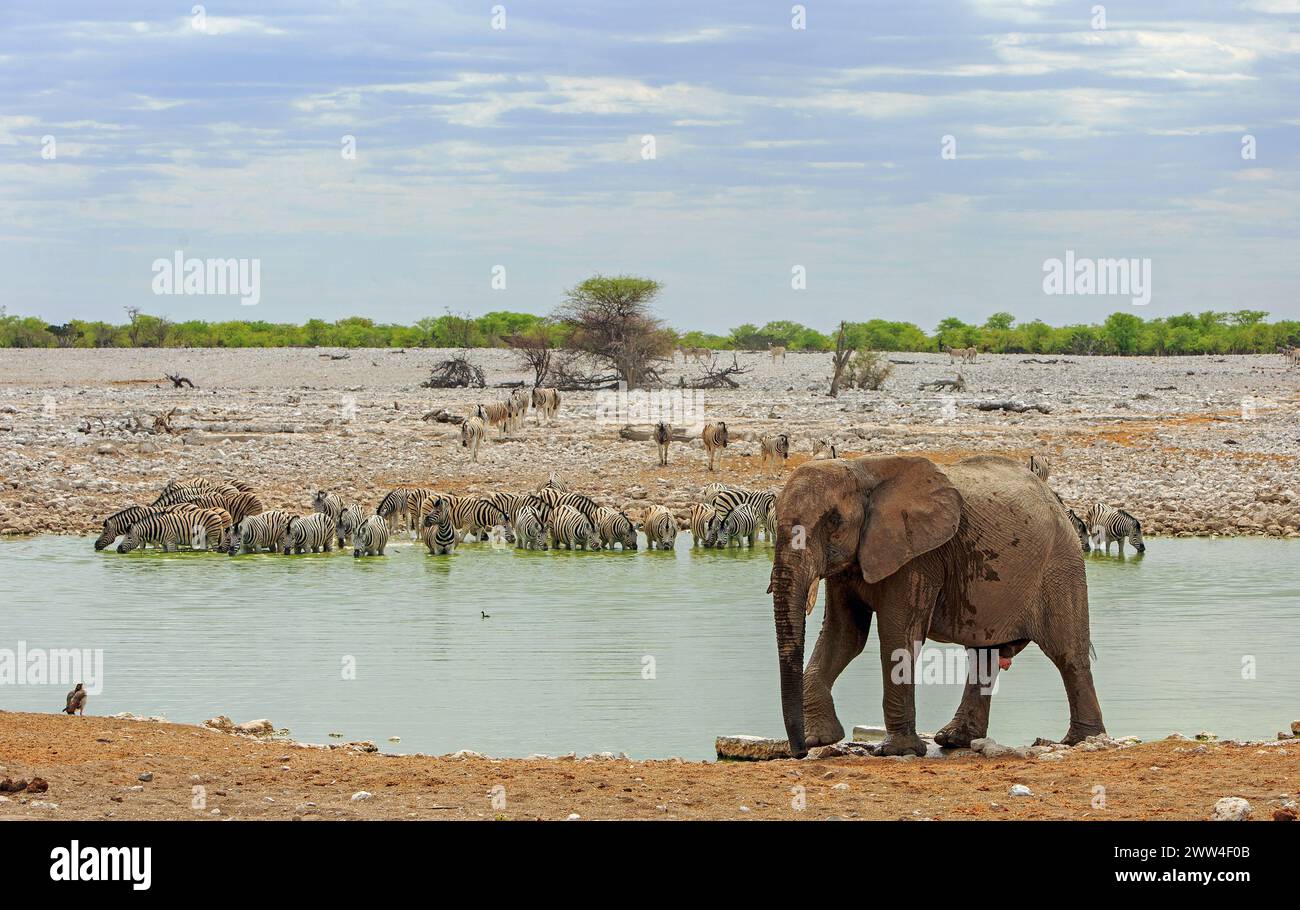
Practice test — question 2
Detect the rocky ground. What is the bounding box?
[0,348,1297,537]
[1,711,1295,821]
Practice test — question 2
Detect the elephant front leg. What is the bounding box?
[801,576,870,748]
[872,575,940,757]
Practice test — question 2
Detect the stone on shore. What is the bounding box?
[715,735,791,761]
[1210,797,1251,821]
[851,724,886,744]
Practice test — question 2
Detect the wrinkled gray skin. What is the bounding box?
[769,454,1104,759]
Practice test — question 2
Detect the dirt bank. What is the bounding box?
[1,712,1295,821]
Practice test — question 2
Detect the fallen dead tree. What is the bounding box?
[683,354,751,389]
[421,409,465,425]
[971,399,1052,414]
[165,372,196,389]
[1019,358,1076,365]
[550,353,621,391]
[919,374,965,392]
[421,353,485,389]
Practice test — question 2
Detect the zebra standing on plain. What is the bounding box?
[593,506,638,550]
[117,512,193,553]
[1084,503,1146,555]
[769,343,786,362]
[759,433,789,472]
[689,502,716,548]
[228,511,293,556]
[313,490,345,523]
[461,415,485,462]
[477,401,512,437]
[279,513,336,554]
[653,422,672,466]
[701,421,729,472]
[531,388,560,424]
[510,387,530,430]
[811,438,838,460]
[1028,455,1051,482]
[716,502,760,548]
[335,503,366,548]
[420,497,459,555]
[642,505,677,549]
[513,504,549,550]
[548,504,601,550]
[352,514,390,557]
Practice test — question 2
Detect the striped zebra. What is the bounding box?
[689,502,716,548]
[642,505,677,550]
[1084,503,1146,555]
[420,497,459,555]
[716,502,760,548]
[700,481,741,502]
[705,488,775,546]
[763,501,777,544]
[279,513,336,554]
[593,506,638,550]
[476,401,513,437]
[811,438,839,460]
[513,504,549,550]
[769,343,786,362]
[510,387,530,430]
[548,504,601,550]
[312,490,345,523]
[228,511,293,556]
[540,472,568,493]
[220,490,265,527]
[701,421,729,472]
[489,491,526,523]
[1029,455,1051,482]
[536,487,602,524]
[376,486,420,534]
[760,433,789,472]
[189,506,234,551]
[95,505,166,551]
[461,415,485,462]
[117,512,195,553]
[444,494,515,544]
[1066,508,1091,553]
[335,503,366,548]
[152,483,235,509]
[653,422,672,466]
[531,388,560,424]
[352,514,389,557]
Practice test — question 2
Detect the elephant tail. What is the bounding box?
[1089,641,1098,663]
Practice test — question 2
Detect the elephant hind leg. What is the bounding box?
[934,647,999,748]
[1040,639,1105,745]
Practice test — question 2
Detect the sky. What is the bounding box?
[1,0,1298,333]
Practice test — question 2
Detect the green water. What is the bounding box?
[2,535,1297,759]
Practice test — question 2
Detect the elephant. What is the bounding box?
[768,454,1104,758]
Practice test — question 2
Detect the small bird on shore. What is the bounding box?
[64,682,87,716]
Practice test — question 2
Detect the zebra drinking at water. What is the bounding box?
[643,505,677,549]
[1084,503,1145,555]
[690,502,716,548]
[335,503,366,548]
[716,502,760,548]
[228,511,293,556]
[189,506,234,551]
[701,421,729,472]
[705,488,775,546]
[312,490,344,523]
[593,506,638,550]
[353,514,390,557]
[513,504,549,550]
[279,513,336,554]
[421,497,459,555]
[443,494,515,544]
[95,505,166,551]
[117,512,193,553]
[548,504,601,550]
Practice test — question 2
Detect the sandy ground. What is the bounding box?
[1,712,1295,821]
[0,348,1298,537]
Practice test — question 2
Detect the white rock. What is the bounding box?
[350,791,373,802]
[1210,797,1251,821]
[1009,784,1033,797]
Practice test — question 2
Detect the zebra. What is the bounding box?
[513,503,549,550]
[701,421,729,472]
[716,502,760,548]
[531,388,560,424]
[700,481,742,502]
[540,472,568,493]
[548,504,601,550]
[313,490,345,523]
[335,503,366,548]
[95,505,167,551]
[444,494,515,544]
[476,401,512,437]
[1066,507,1091,553]
[1084,503,1146,555]
[1028,455,1051,482]
[811,438,838,460]
[461,415,485,462]
[279,513,336,554]
[377,486,423,534]
[189,506,234,551]
[593,506,638,550]
[769,343,786,362]
[642,505,677,550]
[689,502,716,547]
[352,514,390,557]
[220,490,265,527]
[706,488,775,546]
[759,433,789,472]
[763,501,777,544]
[117,512,193,553]
[510,387,531,430]
[536,487,602,525]
[228,511,293,556]
[653,422,672,466]
[420,497,459,555]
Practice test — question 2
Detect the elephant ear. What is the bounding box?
[854,457,962,584]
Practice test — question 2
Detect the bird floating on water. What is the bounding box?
[64,682,87,716]
[481,611,490,619]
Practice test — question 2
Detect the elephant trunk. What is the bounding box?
[771,560,813,758]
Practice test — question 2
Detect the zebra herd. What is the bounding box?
[460,387,561,462]
[1029,455,1146,556]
